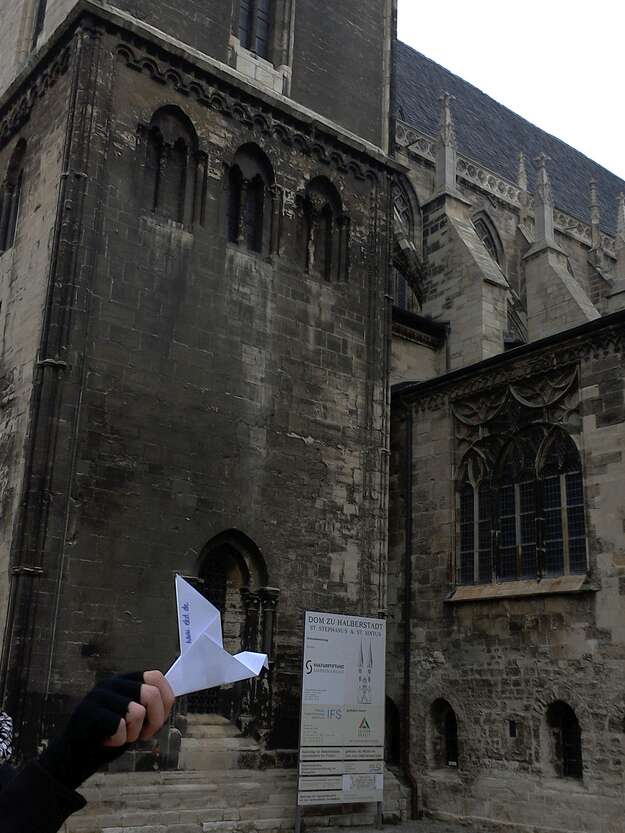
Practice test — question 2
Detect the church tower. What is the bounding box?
[0,0,397,761]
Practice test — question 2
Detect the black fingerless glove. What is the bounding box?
[38,672,144,791]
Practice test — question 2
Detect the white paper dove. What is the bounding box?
[165,575,269,697]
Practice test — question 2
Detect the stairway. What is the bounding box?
[63,714,409,833]
[179,714,261,771]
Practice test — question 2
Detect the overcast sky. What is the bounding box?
[397,0,625,182]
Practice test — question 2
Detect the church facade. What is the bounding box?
[1,2,625,832]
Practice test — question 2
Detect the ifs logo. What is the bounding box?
[358,716,371,738]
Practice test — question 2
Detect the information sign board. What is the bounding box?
[297,611,386,807]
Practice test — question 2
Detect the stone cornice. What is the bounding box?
[394,308,625,412]
[395,120,616,257]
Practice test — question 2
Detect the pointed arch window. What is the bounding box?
[473,214,503,266]
[0,139,27,254]
[238,0,273,59]
[140,107,205,227]
[302,177,349,281]
[457,428,587,585]
[227,144,275,256]
[392,181,423,312]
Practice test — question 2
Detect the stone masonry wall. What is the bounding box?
[0,50,71,648]
[391,319,625,832]
[2,14,393,753]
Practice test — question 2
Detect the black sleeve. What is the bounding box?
[0,760,86,833]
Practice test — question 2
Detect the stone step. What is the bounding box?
[66,767,408,832]
[179,739,259,772]
[185,714,232,726]
[186,725,242,739]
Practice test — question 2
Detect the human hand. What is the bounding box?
[39,671,175,790]
[102,670,175,746]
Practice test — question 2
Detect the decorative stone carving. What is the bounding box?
[394,119,617,257]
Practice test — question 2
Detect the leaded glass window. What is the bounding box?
[457,429,587,585]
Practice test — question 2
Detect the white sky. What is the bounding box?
[397,0,625,182]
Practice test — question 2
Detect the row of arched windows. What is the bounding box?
[140,107,350,281]
[0,139,26,255]
[431,699,583,779]
[458,427,587,585]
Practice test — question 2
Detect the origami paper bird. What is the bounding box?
[165,575,268,697]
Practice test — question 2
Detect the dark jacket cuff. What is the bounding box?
[0,760,86,832]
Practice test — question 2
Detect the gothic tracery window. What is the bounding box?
[238,0,273,59]
[0,139,27,254]
[457,428,587,585]
[142,107,204,227]
[227,144,274,256]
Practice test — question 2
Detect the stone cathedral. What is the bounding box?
[0,2,624,832]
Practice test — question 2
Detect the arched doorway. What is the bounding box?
[186,531,278,740]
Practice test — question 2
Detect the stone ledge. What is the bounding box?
[446,575,593,603]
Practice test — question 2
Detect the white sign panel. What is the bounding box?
[297,611,386,807]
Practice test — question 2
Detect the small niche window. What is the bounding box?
[238,0,273,59]
[0,139,27,254]
[431,699,458,769]
[31,0,48,47]
[227,144,274,256]
[546,701,583,779]
[301,177,349,281]
[457,428,587,585]
[141,107,205,227]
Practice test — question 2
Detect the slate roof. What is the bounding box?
[394,41,625,236]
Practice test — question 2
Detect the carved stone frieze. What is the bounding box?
[408,318,625,415]
[452,365,580,460]
[0,46,72,151]
[115,40,381,183]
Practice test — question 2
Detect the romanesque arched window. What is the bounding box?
[546,701,583,779]
[457,427,587,585]
[431,699,458,769]
[0,139,27,254]
[392,181,423,312]
[141,107,203,226]
[238,0,273,59]
[473,213,503,266]
[302,177,348,281]
[227,144,274,255]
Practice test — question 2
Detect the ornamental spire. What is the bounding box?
[590,177,601,251]
[517,152,528,191]
[615,192,625,284]
[533,153,555,246]
[435,92,458,193]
